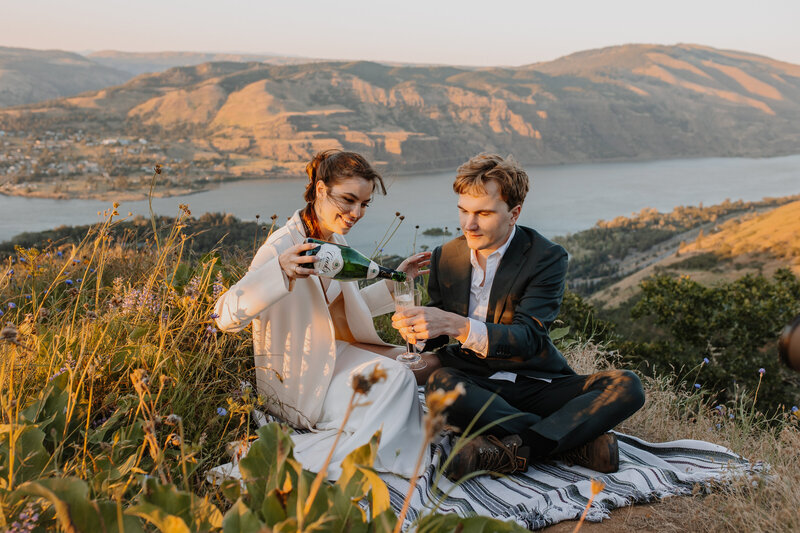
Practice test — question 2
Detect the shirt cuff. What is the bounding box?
[461,318,489,358]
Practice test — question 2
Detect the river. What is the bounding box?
[2,154,799,256]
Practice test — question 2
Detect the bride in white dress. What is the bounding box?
[214,150,435,479]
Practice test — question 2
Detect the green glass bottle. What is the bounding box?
[302,238,407,282]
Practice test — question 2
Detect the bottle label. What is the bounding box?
[367,261,379,279]
[314,244,344,277]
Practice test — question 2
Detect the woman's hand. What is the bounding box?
[395,251,432,280]
[279,242,319,282]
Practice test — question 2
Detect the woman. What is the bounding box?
[214,150,432,479]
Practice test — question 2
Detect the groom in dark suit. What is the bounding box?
[392,153,645,479]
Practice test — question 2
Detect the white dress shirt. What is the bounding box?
[460,226,551,383]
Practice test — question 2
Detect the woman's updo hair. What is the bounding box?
[301,150,386,239]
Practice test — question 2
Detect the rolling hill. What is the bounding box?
[86,50,323,76]
[0,46,130,107]
[2,43,800,179]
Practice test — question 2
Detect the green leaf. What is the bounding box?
[335,430,390,516]
[223,499,266,533]
[238,423,297,510]
[549,326,570,341]
[0,424,53,485]
[127,477,222,532]
[14,477,144,533]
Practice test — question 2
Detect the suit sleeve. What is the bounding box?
[424,245,451,352]
[214,238,292,333]
[484,246,568,364]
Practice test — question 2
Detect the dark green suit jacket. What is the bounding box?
[427,225,575,379]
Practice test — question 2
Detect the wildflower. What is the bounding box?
[714,405,724,412]
[0,310,4,317]
[729,413,735,419]
[8,302,16,309]
[1,323,20,343]
[703,357,710,364]
[184,275,202,300]
[351,364,388,395]
[65,279,73,286]
[8,501,39,533]
[24,295,31,300]
[73,259,81,264]
[792,406,798,413]
[89,268,95,273]
[76,278,82,283]
[154,164,162,174]
[165,414,182,425]
[694,383,701,389]
[217,407,228,416]
[131,369,150,394]
[758,368,765,376]
[57,251,63,257]
[210,312,219,319]
[425,382,466,437]
[206,326,217,335]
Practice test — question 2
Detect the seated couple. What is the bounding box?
[213,150,645,481]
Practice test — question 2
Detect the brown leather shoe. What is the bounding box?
[556,433,619,473]
[444,434,529,481]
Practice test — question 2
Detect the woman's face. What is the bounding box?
[314,175,375,237]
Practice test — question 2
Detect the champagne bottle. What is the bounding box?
[302,238,407,282]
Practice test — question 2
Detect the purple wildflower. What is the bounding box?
[7,302,16,309]
[791,406,798,413]
[65,279,74,286]
[694,383,701,389]
[216,407,228,416]
[212,271,224,299]
[57,251,63,257]
[76,278,83,283]
[758,368,765,376]
[210,313,219,319]
[206,325,217,335]
[703,357,710,364]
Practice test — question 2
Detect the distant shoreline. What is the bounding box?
[3,151,800,201]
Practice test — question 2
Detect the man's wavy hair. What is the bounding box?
[452,153,529,210]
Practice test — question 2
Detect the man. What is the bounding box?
[392,153,645,480]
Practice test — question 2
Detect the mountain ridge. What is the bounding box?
[1,43,799,197]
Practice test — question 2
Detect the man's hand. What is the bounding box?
[392,306,470,345]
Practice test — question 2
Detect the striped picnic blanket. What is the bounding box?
[209,393,756,530]
[381,431,754,530]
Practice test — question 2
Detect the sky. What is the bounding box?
[2,0,799,66]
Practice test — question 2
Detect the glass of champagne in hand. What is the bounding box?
[393,279,427,370]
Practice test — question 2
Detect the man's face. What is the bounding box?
[457,180,521,253]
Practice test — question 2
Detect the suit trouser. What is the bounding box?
[426,367,646,457]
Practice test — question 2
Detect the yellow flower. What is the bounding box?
[426,383,466,416]
[351,363,388,395]
[590,478,606,496]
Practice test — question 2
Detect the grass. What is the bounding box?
[1,206,799,531]
[562,340,800,532]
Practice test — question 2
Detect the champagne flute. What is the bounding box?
[393,279,427,370]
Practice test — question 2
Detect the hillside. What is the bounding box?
[589,199,800,308]
[0,46,130,107]
[2,43,800,198]
[86,50,323,76]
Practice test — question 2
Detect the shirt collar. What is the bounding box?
[470,225,517,268]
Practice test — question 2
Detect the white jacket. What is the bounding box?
[214,211,395,428]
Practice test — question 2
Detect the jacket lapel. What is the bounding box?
[487,228,532,324]
[440,237,472,316]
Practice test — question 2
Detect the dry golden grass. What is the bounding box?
[558,342,800,532]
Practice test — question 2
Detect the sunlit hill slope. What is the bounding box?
[2,44,800,176]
